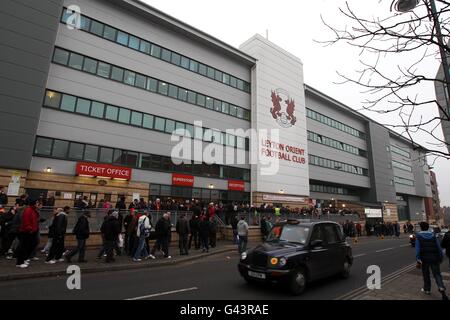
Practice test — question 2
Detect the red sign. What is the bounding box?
[172,174,194,187]
[76,162,132,180]
[228,180,245,191]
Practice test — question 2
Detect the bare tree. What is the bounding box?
[319,0,450,158]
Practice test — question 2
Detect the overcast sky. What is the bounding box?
[142,0,450,206]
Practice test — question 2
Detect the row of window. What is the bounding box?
[34,137,251,181]
[310,184,351,195]
[307,131,367,157]
[308,154,369,176]
[61,8,250,93]
[390,144,411,159]
[52,47,250,121]
[392,160,412,172]
[306,108,366,139]
[394,176,415,187]
[43,90,248,150]
[150,184,249,201]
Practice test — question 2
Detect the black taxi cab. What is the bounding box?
[238,219,353,295]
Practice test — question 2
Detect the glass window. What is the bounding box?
[34,137,53,155]
[103,25,117,41]
[229,105,237,117]
[99,147,113,163]
[97,62,110,78]
[90,20,104,36]
[187,91,196,104]
[221,102,229,114]
[147,78,158,92]
[205,97,213,109]
[180,56,190,69]
[117,31,129,46]
[118,108,131,124]
[150,44,161,58]
[84,145,98,162]
[158,82,168,95]
[230,76,237,87]
[76,98,90,115]
[227,134,235,147]
[53,48,69,65]
[131,111,143,126]
[243,109,250,120]
[83,57,97,74]
[44,91,61,108]
[236,137,245,149]
[161,48,171,62]
[140,153,152,169]
[143,114,154,129]
[68,53,83,70]
[215,70,223,82]
[113,149,124,164]
[168,84,178,98]
[139,40,151,54]
[105,105,119,121]
[171,52,181,65]
[207,66,215,79]
[90,101,104,118]
[194,126,203,140]
[125,151,138,167]
[178,89,188,101]
[189,60,198,72]
[198,64,207,76]
[154,117,165,131]
[213,99,221,112]
[128,36,140,50]
[124,70,136,86]
[151,154,161,169]
[243,82,250,92]
[236,107,244,119]
[111,66,124,82]
[80,16,90,31]
[165,119,175,134]
[185,124,194,138]
[196,94,205,107]
[60,94,77,112]
[135,74,147,89]
[68,142,84,160]
[52,139,68,158]
[175,122,185,134]
[222,73,230,85]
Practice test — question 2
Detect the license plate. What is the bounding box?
[248,271,266,279]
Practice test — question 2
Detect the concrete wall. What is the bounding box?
[0,0,63,169]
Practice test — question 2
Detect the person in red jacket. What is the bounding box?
[16,199,42,268]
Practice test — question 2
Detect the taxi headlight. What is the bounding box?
[270,257,279,265]
[409,235,414,239]
[279,257,287,266]
[241,252,247,260]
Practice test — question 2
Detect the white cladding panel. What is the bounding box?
[240,35,309,196]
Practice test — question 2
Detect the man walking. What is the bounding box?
[198,214,210,253]
[176,213,190,255]
[237,217,249,254]
[133,211,153,262]
[416,222,448,300]
[151,213,171,258]
[101,211,121,263]
[66,210,90,263]
[16,199,41,268]
[0,187,8,207]
[188,214,199,250]
[45,206,68,264]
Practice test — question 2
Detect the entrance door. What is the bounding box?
[25,189,48,204]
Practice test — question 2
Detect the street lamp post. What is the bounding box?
[394,0,450,108]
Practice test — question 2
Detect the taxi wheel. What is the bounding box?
[289,268,306,295]
[341,260,351,279]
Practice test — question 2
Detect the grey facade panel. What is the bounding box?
[0,0,63,169]
[309,166,370,188]
[364,122,397,203]
[408,196,425,221]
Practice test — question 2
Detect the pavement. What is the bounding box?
[1,234,448,300]
[0,241,238,282]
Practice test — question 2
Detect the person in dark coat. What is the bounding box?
[0,187,8,206]
[416,221,447,299]
[45,206,69,263]
[0,204,17,256]
[66,210,90,263]
[188,215,200,250]
[176,213,190,255]
[440,228,450,272]
[198,215,210,253]
[101,211,121,263]
[151,213,172,258]
[209,216,218,248]
[230,214,239,244]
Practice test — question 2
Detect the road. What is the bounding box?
[0,235,417,300]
